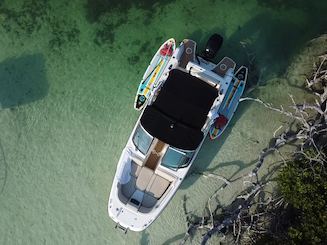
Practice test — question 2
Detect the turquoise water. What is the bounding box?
[0,0,326,244]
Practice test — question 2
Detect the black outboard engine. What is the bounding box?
[202,33,223,60]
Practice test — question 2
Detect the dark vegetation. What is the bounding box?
[85,0,178,49]
[255,148,327,245]
[84,0,174,46]
[277,151,327,244]
[0,0,80,50]
[47,19,80,50]
[0,0,48,35]
[85,0,174,23]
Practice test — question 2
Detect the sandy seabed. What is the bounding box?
[0,0,326,244]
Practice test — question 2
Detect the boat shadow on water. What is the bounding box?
[189,2,327,84]
[180,2,327,189]
[0,54,48,109]
[161,103,254,244]
[0,54,48,196]
[181,101,253,190]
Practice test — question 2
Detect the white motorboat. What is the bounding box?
[108,34,248,232]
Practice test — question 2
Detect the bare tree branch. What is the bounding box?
[179,53,327,245]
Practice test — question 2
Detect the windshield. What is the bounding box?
[161,147,194,169]
[132,124,153,155]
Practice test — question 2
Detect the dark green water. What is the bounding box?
[0,0,326,244]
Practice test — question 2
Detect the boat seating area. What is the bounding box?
[179,39,196,69]
[118,160,173,213]
[212,57,236,77]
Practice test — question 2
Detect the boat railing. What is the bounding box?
[115,223,128,234]
[186,61,222,88]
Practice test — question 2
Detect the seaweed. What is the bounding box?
[93,21,118,47]
[85,0,174,24]
[0,0,49,36]
[48,18,80,50]
[257,0,302,10]
[127,55,140,65]
[0,1,80,51]
[85,0,175,47]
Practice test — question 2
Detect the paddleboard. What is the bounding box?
[134,38,176,110]
[209,66,248,140]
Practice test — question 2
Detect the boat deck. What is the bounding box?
[212,57,236,77]
[118,140,175,213]
[179,39,196,69]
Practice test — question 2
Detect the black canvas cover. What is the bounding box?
[141,69,218,150]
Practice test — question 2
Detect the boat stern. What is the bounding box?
[108,184,154,232]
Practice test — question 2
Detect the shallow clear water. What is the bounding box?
[0,0,326,244]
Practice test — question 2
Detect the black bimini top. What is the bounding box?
[140,69,218,150]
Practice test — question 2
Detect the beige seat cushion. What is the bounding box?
[155,168,175,182]
[136,167,154,191]
[147,175,170,199]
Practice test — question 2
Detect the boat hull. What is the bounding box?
[108,36,247,232]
